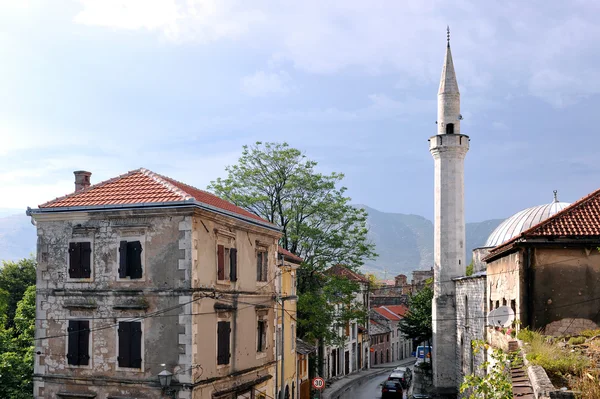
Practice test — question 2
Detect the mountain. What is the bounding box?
[0,211,36,263]
[359,205,503,278]
[0,206,504,275]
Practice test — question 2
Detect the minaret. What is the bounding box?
[429,27,469,396]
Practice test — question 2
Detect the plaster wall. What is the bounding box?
[530,247,600,335]
[486,251,523,325]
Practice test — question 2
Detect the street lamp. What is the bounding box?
[158,369,173,389]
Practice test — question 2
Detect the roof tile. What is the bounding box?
[39,168,271,224]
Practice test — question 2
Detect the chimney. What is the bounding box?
[74,171,92,192]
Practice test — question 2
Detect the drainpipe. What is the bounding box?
[280,294,286,399]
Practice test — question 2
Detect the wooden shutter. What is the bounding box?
[67,320,80,365]
[118,321,131,367]
[69,242,81,278]
[256,252,262,281]
[217,321,230,365]
[130,322,142,368]
[78,320,90,365]
[118,241,128,278]
[128,241,143,279]
[229,248,237,282]
[217,245,225,280]
[80,242,91,278]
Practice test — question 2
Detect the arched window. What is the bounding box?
[386,349,390,362]
[285,385,290,399]
[465,295,469,328]
[446,123,454,134]
[292,382,295,399]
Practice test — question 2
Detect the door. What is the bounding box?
[344,351,350,375]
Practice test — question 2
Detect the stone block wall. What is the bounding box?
[455,275,487,385]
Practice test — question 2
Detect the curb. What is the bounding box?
[322,368,392,399]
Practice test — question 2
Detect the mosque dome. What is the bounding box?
[484,192,571,248]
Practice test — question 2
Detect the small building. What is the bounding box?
[372,305,412,361]
[28,169,283,399]
[321,265,370,379]
[368,320,390,366]
[276,247,302,399]
[296,339,316,399]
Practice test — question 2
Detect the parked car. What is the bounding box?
[388,371,409,389]
[381,381,403,398]
[392,366,412,386]
[408,394,433,399]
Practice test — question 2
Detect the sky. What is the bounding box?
[1,0,599,222]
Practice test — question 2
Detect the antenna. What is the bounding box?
[487,306,515,328]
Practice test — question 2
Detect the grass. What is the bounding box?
[517,329,590,388]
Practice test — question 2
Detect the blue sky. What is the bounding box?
[1,0,599,222]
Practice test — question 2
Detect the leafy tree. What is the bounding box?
[466,261,474,276]
[0,285,35,399]
[0,257,36,329]
[399,280,433,346]
[209,142,376,342]
[460,340,514,399]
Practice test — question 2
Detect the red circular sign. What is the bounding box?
[312,377,325,390]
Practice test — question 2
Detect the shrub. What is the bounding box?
[517,328,536,343]
[526,332,589,376]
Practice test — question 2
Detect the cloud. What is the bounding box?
[72,0,600,108]
[241,70,291,97]
[74,0,266,43]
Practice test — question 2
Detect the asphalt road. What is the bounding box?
[343,372,408,399]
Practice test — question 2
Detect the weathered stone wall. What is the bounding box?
[486,251,523,325]
[34,209,193,399]
[471,247,491,273]
[455,275,487,386]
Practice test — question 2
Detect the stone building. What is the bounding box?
[28,168,288,399]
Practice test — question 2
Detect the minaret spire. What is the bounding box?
[437,27,460,134]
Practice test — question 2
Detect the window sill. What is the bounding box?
[57,392,97,398]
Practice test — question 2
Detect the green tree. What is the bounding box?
[460,341,514,399]
[0,257,36,329]
[209,142,376,342]
[399,281,433,346]
[0,285,35,399]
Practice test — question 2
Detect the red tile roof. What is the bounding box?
[325,264,369,283]
[373,305,408,321]
[39,168,271,224]
[487,187,600,260]
[278,246,303,264]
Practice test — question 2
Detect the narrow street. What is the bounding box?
[344,369,410,399]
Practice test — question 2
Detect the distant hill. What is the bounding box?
[358,205,503,278]
[0,206,504,275]
[0,211,36,263]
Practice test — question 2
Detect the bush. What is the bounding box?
[517,328,536,343]
[525,332,589,377]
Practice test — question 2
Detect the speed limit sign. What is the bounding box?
[312,377,325,390]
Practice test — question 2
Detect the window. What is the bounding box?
[118,240,143,279]
[291,323,295,349]
[446,123,454,134]
[68,242,91,279]
[257,319,267,352]
[218,245,237,282]
[217,321,231,365]
[118,321,142,368]
[256,250,268,282]
[67,320,90,366]
[291,273,296,295]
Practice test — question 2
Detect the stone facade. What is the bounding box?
[32,199,284,398]
[454,273,487,384]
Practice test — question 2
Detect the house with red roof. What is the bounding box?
[28,169,287,399]
[371,305,413,363]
